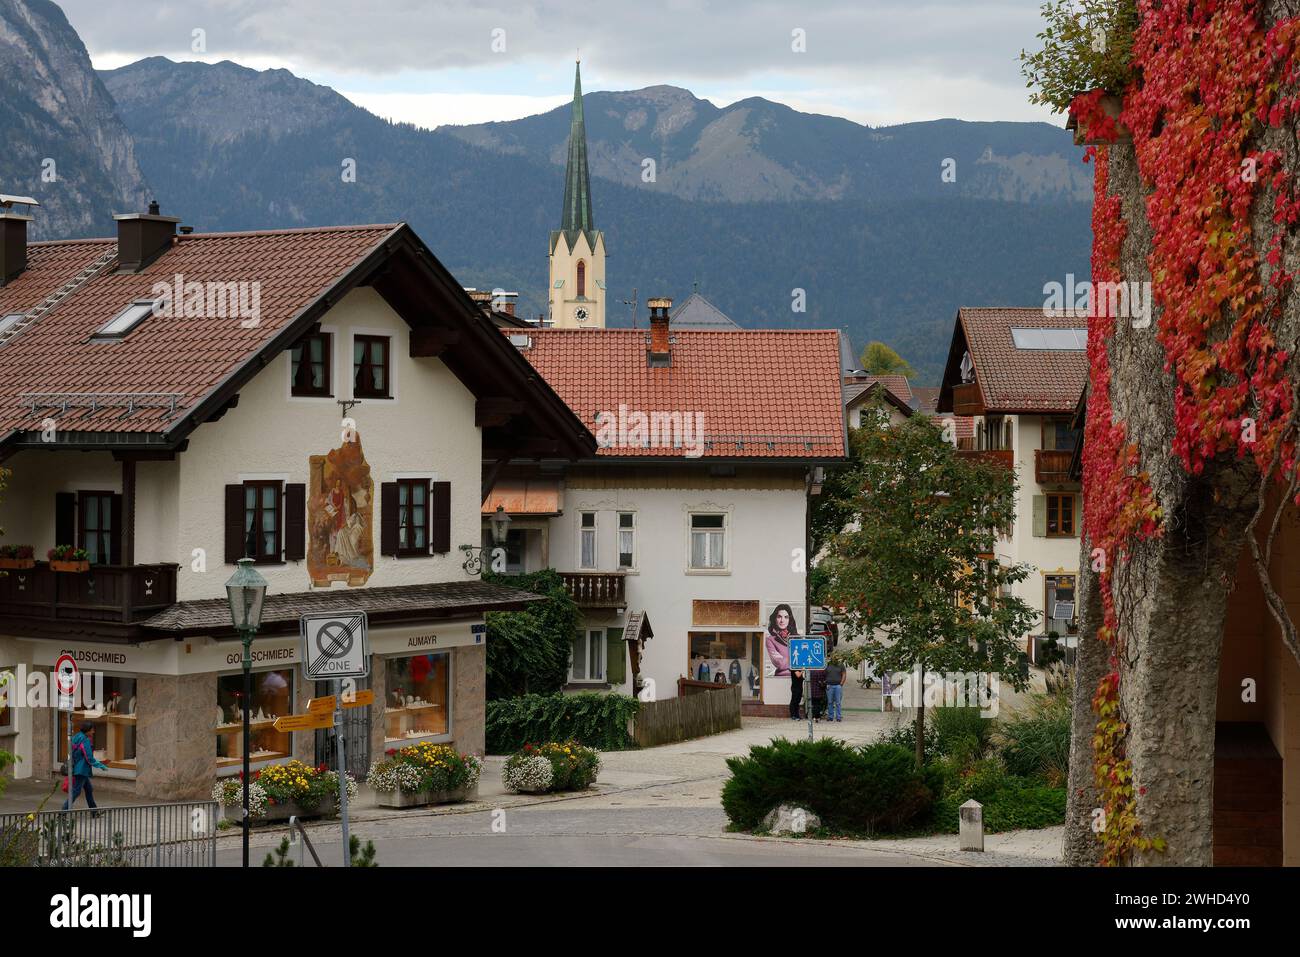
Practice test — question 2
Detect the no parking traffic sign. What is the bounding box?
[300,612,370,679]
[54,653,78,710]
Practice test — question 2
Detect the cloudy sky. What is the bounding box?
[59,0,1062,130]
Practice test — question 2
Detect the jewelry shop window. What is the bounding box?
[216,669,294,769]
[384,653,450,743]
[55,675,139,773]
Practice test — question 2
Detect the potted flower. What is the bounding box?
[213,761,358,824]
[502,741,601,795]
[366,742,482,808]
[0,545,35,570]
[47,545,91,573]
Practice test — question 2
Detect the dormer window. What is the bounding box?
[95,299,159,340]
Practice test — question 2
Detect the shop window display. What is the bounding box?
[216,669,293,767]
[55,676,138,771]
[687,632,761,699]
[384,653,450,743]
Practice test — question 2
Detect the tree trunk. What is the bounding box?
[1063,538,1107,865]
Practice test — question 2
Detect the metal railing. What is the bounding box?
[0,801,218,867]
[288,815,324,867]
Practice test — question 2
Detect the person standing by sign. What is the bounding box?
[789,668,804,720]
[810,665,828,721]
[824,658,846,722]
[61,721,106,814]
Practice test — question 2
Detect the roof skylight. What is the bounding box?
[95,299,159,340]
[1010,327,1087,350]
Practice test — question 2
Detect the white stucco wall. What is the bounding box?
[548,473,809,706]
[995,413,1082,637]
[0,286,484,602]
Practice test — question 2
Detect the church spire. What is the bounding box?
[560,60,595,245]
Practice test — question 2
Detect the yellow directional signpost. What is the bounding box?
[273,712,333,733]
[306,689,374,713]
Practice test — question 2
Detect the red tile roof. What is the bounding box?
[912,386,941,414]
[0,225,400,437]
[515,328,846,459]
[944,307,1088,415]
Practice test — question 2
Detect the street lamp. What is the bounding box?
[225,558,268,868]
[461,505,513,574]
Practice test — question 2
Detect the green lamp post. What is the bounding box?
[225,558,268,868]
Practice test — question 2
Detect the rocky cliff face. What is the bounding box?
[0,0,149,239]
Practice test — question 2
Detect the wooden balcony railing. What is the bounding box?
[560,571,627,608]
[0,562,179,625]
[951,382,985,417]
[1035,448,1076,485]
[957,448,1014,470]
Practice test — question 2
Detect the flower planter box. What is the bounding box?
[0,558,35,570]
[49,560,90,573]
[221,795,337,824]
[375,784,478,809]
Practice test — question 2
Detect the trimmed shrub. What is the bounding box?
[486,692,638,754]
[722,738,937,835]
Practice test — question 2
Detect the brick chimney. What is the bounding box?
[468,289,493,316]
[647,296,672,366]
[114,200,180,273]
[0,194,40,286]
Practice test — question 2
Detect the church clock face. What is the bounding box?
[574,307,590,323]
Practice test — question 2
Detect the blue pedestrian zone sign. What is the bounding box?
[788,637,826,670]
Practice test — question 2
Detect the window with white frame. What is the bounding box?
[579,511,597,569]
[617,511,636,568]
[569,629,606,682]
[689,512,727,569]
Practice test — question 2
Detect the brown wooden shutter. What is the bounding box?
[430,481,451,553]
[284,483,306,560]
[380,482,399,556]
[225,484,246,564]
[109,494,124,565]
[55,493,76,547]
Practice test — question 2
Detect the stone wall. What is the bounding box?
[135,672,217,800]
[453,644,486,756]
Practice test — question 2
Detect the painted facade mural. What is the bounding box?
[308,432,374,587]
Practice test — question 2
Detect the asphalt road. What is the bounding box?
[217,805,947,868]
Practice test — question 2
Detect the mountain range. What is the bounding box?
[2,1,1093,383]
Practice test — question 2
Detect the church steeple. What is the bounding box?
[547,60,606,329]
[560,61,596,248]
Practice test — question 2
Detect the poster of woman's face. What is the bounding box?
[763,603,799,677]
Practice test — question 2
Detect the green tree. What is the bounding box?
[821,414,1036,766]
[482,569,580,699]
[1020,0,1138,112]
[858,341,915,378]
